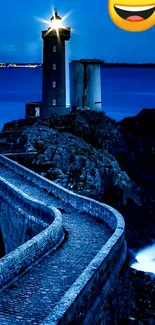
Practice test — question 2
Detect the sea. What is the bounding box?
[0,66,155,131]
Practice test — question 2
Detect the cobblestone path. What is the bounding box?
[0,164,112,325]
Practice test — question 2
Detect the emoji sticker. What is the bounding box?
[108,1,155,31]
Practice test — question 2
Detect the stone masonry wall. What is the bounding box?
[0,154,129,324]
[0,168,64,289]
[0,196,47,255]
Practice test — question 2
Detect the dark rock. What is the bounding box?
[130,269,155,325]
[2,109,155,324]
[3,109,155,250]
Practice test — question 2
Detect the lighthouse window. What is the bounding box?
[53,99,56,106]
[53,63,56,70]
[53,46,56,52]
[84,88,87,95]
[53,81,56,88]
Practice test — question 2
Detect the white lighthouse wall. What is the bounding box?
[66,43,70,106]
[70,62,84,110]
[86,64,102,111]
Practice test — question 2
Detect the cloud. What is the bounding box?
[0,43,16,54]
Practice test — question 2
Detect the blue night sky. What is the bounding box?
[1,0,155,63]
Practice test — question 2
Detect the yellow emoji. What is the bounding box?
[108,0,155,31]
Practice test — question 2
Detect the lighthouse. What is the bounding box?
[25,9,104,118]
[41,10,71,116]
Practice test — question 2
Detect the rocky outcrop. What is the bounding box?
[2,109,155,325]
[130,269,155,325]
[2,109,155,251]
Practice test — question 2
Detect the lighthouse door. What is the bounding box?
[35,107,40,117]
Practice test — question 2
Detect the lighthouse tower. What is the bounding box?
[41,10,71,116]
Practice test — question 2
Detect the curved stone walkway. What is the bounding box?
[0,164,112,325]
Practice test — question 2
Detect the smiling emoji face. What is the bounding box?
[108,0,155,31]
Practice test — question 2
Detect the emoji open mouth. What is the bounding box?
[114,5,155,21]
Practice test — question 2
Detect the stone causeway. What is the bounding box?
[0,154,126,325]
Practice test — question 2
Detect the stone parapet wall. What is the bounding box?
[0,154,127,324]
[41,194,126,324]
[0,195,48,254]
[43,243,127,325]
[0,169,64,289]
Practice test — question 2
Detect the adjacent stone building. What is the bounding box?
[70,59,103,112]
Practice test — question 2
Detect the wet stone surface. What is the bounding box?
[0,165,112,324]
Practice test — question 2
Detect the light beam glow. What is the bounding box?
[36,8,81,41]
[37,8,74,41]
[51,18,63,30]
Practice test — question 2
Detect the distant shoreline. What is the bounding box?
[102,63,155,68]
[1,63,155,68]
[0,64,42,68]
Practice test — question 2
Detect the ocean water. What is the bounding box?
[0,68,42,131]
[101,67,155,120]
[0,66,155,130]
